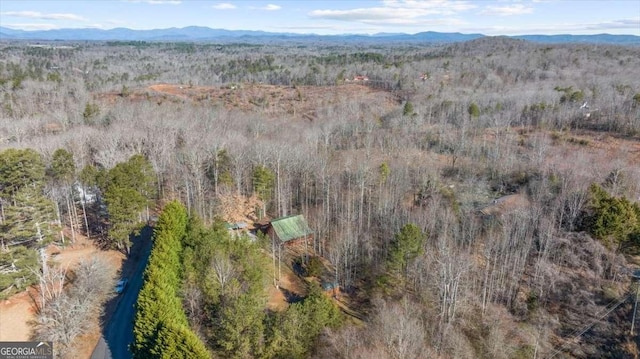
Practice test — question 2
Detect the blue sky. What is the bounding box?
[1,0,638,35]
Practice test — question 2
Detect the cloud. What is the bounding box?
[212,3,236,10]
[465,18,640,35]
[264,4,281,10]
[250,4,281,11]
[480,4,534,16]
[583,18,640,31]
[381,0,476,12]
[309,0,475,25]
[1,11,86,21]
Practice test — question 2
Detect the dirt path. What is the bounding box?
[0,288,36,341]
[266,260,306,311]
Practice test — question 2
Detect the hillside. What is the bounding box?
[1,26,638,44]
[0,38,639,358]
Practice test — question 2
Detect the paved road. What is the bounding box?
[91,228,153,359]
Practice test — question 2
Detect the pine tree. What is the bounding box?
[403,101,414,116]
[48,149,75,185]
[468,102,480,118]
[133,201,208,359]
[272,282,342,358]
[48,148,77,242]
[0,148,45,202]
[252,165,275,202]
[103,155,156,251]
[217,293,266,358]
[586,183,639,248]
[1,185,57,247]
[388,223,426,278]
[252,164,274,217]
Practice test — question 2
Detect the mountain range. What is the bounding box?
[1,26,638,45]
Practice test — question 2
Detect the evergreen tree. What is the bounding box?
[403,101,414,116]
[217,293,266,358]
[133,201,208,359]
[208,148,234,192]
[79,165,99,188]
[103,155,156,251]
[0,246,39,299]
[252,164,274,217]
[585,183,640,248]
[379,162,390,184]
[48,149,75,185]
[269,282,342,358]
[1,186,57,247]
[48,148,77,241]
[388,223,426,278]
[252,164,275,202]
[468,102,480,118]
[0,148,45,202]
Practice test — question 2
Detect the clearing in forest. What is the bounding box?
[96,82,398,120]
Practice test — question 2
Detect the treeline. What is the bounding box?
[2,39,639,137]
[133,201,209,358]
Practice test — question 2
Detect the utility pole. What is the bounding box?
[631,282,639,335]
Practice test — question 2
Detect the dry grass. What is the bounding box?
[96,82,397,121]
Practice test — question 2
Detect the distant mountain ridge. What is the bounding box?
[0,26,638,45]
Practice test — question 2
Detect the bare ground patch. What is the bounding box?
[0,234,123,358]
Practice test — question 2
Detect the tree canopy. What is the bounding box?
[102,154,156,251]
[0,148,45,201]
[584,183,640,249]
[133,201,209,359]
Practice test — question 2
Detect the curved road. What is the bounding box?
[91,227,153,359]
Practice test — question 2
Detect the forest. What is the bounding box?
[0,37,639,358]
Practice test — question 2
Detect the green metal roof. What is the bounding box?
[271,215,313,243]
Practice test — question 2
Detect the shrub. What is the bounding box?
[583,184,640,249]
[306,256,323,277]
[403,101,414,116]
[468,102,480,118]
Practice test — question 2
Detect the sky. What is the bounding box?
[0,0,639,36]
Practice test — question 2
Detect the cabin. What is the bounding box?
[267,214,313,246]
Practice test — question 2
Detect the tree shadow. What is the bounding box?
[291,259,305,277]
[279,287,303,304]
